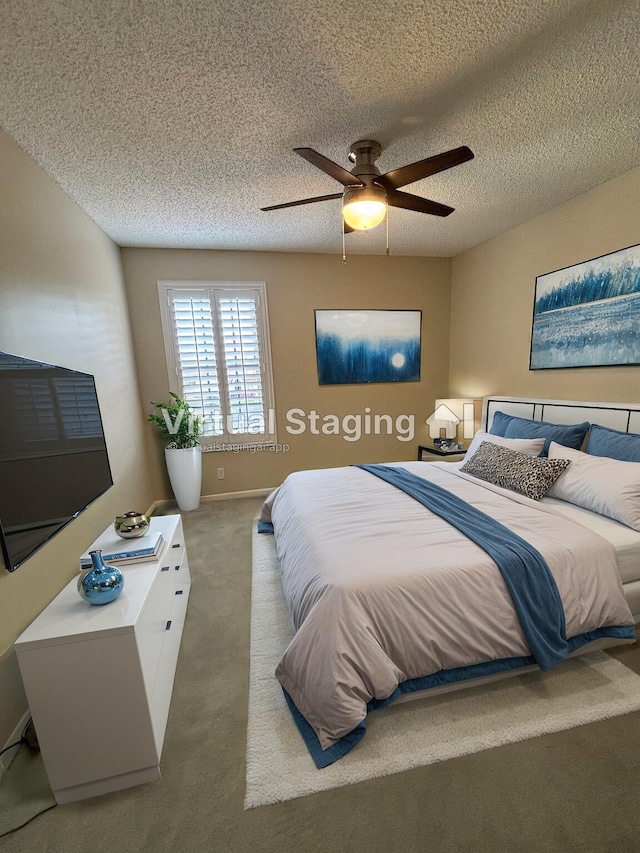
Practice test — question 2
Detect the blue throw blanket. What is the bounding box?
[357,463,569,671]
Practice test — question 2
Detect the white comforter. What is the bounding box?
[260,462,634,751]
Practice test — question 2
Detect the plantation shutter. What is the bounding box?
[216,293,265,434]
[161,282,275,444]
[171,292,223,433]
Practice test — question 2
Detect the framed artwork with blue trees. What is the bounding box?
[530,243,640,370]
[315,310,421,385]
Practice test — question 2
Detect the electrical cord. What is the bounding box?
[0,717,56,839]
[0,717,33,758]
[0,804,57,839]
[0,739,21,758]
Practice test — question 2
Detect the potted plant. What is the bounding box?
[148,393,203,511]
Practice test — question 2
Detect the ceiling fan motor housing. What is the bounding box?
[342,138,388,231]
[344,139,388,227]
[348,139,383,184]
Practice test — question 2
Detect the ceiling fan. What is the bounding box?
[261,140,474,233]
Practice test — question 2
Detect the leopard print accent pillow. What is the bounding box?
[460,441,570,500]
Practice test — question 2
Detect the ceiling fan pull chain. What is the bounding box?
[386,208,390,256]
[342,222,347,263]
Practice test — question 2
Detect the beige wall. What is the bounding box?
[0,131,158,744]
[450,166,640,402]
[121,249,452,496]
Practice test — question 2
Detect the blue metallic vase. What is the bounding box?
[78,550,124,606]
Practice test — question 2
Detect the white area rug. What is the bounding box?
[245,525,640,809]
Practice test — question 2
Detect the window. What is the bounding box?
[158,281,276,445]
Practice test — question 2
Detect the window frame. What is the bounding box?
[157,280,277,447]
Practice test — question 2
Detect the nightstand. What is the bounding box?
[417,444,467,462]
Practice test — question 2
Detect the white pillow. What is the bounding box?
[463,430,545,462]
[547,441,640,531]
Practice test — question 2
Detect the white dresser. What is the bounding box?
[15,514,190,804]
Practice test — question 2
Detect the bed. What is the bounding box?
[259,396,640,767]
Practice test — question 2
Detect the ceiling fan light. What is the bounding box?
[342,186,387,230]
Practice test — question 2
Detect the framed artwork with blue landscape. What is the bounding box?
[315,310,421,385]
[530,243,640,370]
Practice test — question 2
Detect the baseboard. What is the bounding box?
[0,709,30,783]
[146,499,168,515]
[201,487,275,502]
[148,487,275,514]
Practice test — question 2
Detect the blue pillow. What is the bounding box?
[488,410,515,437]
[586,423,640,462]
[490,412,589,455]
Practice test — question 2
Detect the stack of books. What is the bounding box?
[80,530,164,569]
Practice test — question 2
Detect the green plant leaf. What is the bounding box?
[147,394,202,448]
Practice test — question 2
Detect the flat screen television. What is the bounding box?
[0,351,113,572]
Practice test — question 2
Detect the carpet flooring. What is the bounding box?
[246,525,640,808]
[0,746,55,838]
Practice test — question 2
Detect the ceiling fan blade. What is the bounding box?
[387,189,454,217]
[378,146,474,190]
[261,193,342,211]
[294,148,364,188]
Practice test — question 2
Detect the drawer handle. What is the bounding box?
[161,566,170,572]
[174,565,180,571]
[175,589,183,595]
[165,620,172,631]
[172,543,181,549]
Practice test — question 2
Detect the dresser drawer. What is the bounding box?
[136,520,190,703]
[136,560,182,701]
[149,581,190,753]
[166,521,186,577]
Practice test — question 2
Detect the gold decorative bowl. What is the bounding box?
[114,512,150,539]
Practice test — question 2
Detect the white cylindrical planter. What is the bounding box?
[164,447,202,511]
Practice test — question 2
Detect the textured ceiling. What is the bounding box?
[1,0,639,257]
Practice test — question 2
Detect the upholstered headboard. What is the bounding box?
[481,396,640,435]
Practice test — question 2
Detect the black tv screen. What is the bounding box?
[0,351,113,572]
